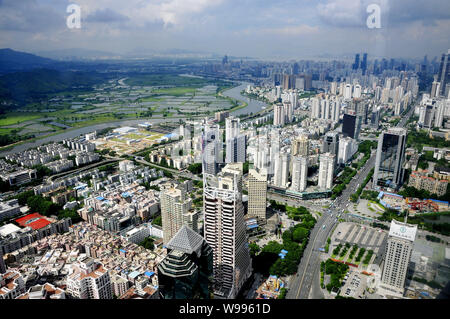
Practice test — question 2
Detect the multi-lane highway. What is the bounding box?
[286,104,416,299]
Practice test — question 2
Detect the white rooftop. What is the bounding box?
[388,219,417,242]
[0,223,21,237]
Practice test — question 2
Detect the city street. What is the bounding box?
[286,104,416,299]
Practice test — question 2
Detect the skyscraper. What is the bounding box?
[373,128,407,190]
[280,153,290,188]
[247,169,268,222]
[380,220,417,297]
[342,113,357,139]
[203,164,252,299]
[318,153,335,190]
[338,137,358,165]
[437,49,450,96]
[322,131,340,158]
[226,134,246,163]
[283,101,293,123]
[353,54,360,70]
[292,135,309,157]
[291,156,308,193]
[160,185,197,244]
[434,100,446,128]
[225,116,240,141]
[273,103,285,126]
[311,97,320,119]
[157,225,213,299]
[202,123,222,175]
[225,117,246,163]
[361,53,368,74]
[353,84,362,98]
[344,84,353,100]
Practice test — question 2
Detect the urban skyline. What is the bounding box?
[0,0,449,306]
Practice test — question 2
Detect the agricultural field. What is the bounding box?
[0,74,237,149]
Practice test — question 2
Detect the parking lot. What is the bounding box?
[330,222,387,267]
[341,271,367,299]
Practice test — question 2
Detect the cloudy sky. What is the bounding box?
[0,0,449,60]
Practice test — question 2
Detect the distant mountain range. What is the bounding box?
[0,48,58,73]
[36,48,123,61]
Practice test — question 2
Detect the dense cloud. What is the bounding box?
[0,0,448,59]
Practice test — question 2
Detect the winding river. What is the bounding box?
[0,82,268,156]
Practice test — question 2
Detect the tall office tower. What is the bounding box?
[356,101,369,124]
[385,78,392,89]
[289,91,298,108]
[375,86,382,101]
[437,49,450,96]
[361,53,368,74]
[0,251,6,274]
[291,156,308,193]
[202,123,222,175]
[344,84,353,100]
[311,97,320,119]
[247,169,268,222]
[268,129,280,176]
[295,77,305,91]
[273,103,285,126]
[160,186,196,244]
[338,82,345,96]
[283,101,293,123]
[320,98,329,120]
[373,128,407,190]
[418,105,435,128]
[330,82,338,95]
[431,80,440,98]
[66,257,112,299]
[282,74,296,90]
[330,100,340,122]
[303,74,312,90]
[318,153,335,190]
[393,86,404,105]
[226,134,246,163]
[225,116,246,163]
[292,135,309,156]
[380,220,417,297]
[338,137,358,164]
[353,54,360,70]
[293,62,300,75]
[280,153,290,188]
[275,86,282,99]
[225,117,240,141]
[273,154,283,187]
[353,84,362,98]
[322,131,339,169]
[381,87,390,103]
[255,145,269,171]
[203,164,252,299]
[434,100,445,128]
[371,108,380,128]
[157,226,213,299]
[342,113,360,139]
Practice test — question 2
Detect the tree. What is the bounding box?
[139,237,155,250]
[152,215,162,227]
[187,163,202,175]
[249,243,260,257]
[292,227,308,243]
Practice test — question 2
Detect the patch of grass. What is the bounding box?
[0,114,42,126]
